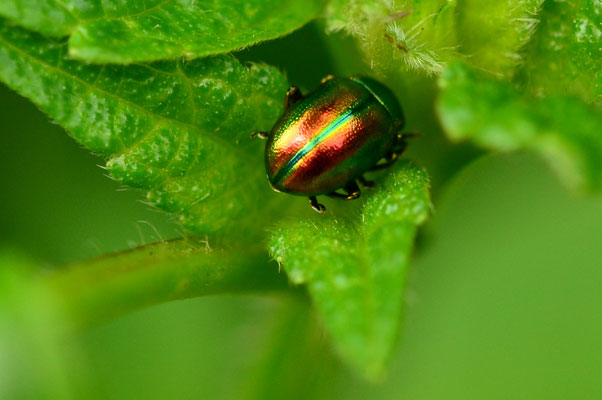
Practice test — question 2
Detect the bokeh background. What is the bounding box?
[1,22,601,399]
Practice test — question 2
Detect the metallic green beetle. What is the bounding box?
[253,75,411,213]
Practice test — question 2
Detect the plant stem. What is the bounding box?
[41,238,290,331]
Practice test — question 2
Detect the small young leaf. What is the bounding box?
[0,0,323,63]
[437,63,602,192]
[457,0,544,77]
[325,0,458,75]
[0,0,76,36]
[516,0,601,104]
[0,19,288,234]
[270,161,431,379]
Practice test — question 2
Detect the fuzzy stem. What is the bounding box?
[41,238,290,331]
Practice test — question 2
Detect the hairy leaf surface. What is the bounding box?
[516,0,601,104]
[437,63,602,192]
[325,0,458,75]
[0,0,323,63]
[0,19,288,234]
[270,162,431,379]
[457,0,544,77]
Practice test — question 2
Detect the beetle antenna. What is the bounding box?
[402,132,420,140]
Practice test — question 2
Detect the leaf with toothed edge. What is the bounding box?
[437,63,602,193]
[0,19,288,235]
[0,0,324,64]
[269,161,431,380]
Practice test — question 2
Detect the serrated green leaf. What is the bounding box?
[437,62,602,192]
[457,0,544,77]
[0,0,323,63]
[516,0,601,104]
[325,0,458,75]
[0,0,76,36]
[0,19,288,234]
[269,161,431,379]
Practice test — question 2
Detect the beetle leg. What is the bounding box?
[369,131,419,169]
[398,132,420,144]
[285,86,303,109]
[326,181,361,200]
[369,152,399,171]
[309,196,326,213]
[358,175,375,188]
[393,136,408,154]
[391,131,419,154]
[250,131,268,139]
[321,75,335,84]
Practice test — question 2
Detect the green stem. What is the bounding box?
[240,298,338,400]
[41,238,290,331]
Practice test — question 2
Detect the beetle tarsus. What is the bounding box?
[392,132,418,154]
[370,152,399,171]
[321,75,335,84]
[285,86,303,109]
[358,176,375,188]
[369,132,418,171]
[309,196,326,213]
[345,181,361,199]
[326,181,361,200]
[250,131,268,139]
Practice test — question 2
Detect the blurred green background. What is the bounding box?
[1,22,601,399]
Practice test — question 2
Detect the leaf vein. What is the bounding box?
[0,34,252,160]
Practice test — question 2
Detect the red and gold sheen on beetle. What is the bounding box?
[253,76,410,213]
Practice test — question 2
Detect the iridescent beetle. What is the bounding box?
[252,75,411,213]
